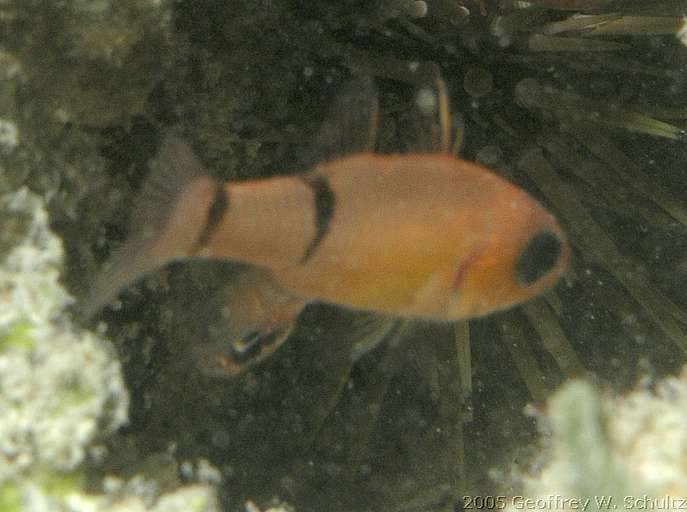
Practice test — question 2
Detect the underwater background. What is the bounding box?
[1,1,687,511]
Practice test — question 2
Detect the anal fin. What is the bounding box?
[194,268,306,376]
[348,312,402,361]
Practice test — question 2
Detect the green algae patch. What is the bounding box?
[154,485,221,512]
[0,211,32,257]
[34,469,86,500]
[0,319,35,352]
[48,379,96,420]
[0,481,21,512]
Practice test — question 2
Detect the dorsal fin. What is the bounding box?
[79,133,210,320]
[299,75,379,169]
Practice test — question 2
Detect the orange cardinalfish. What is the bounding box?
[81,77,570,374]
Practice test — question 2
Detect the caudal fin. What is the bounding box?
[79,133,211,320]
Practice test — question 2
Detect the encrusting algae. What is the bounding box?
[0,188,222,511]
[502,366,687,511]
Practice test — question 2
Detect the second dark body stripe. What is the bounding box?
[196,184,229,249]
[300,174,336,263]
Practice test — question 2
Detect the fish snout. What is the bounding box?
[496,217,570,311]
[514,230,564,287]
[450,214,569,320]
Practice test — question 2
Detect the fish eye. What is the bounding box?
[514,231,562,286]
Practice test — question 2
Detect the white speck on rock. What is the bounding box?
[0,119,18,149]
